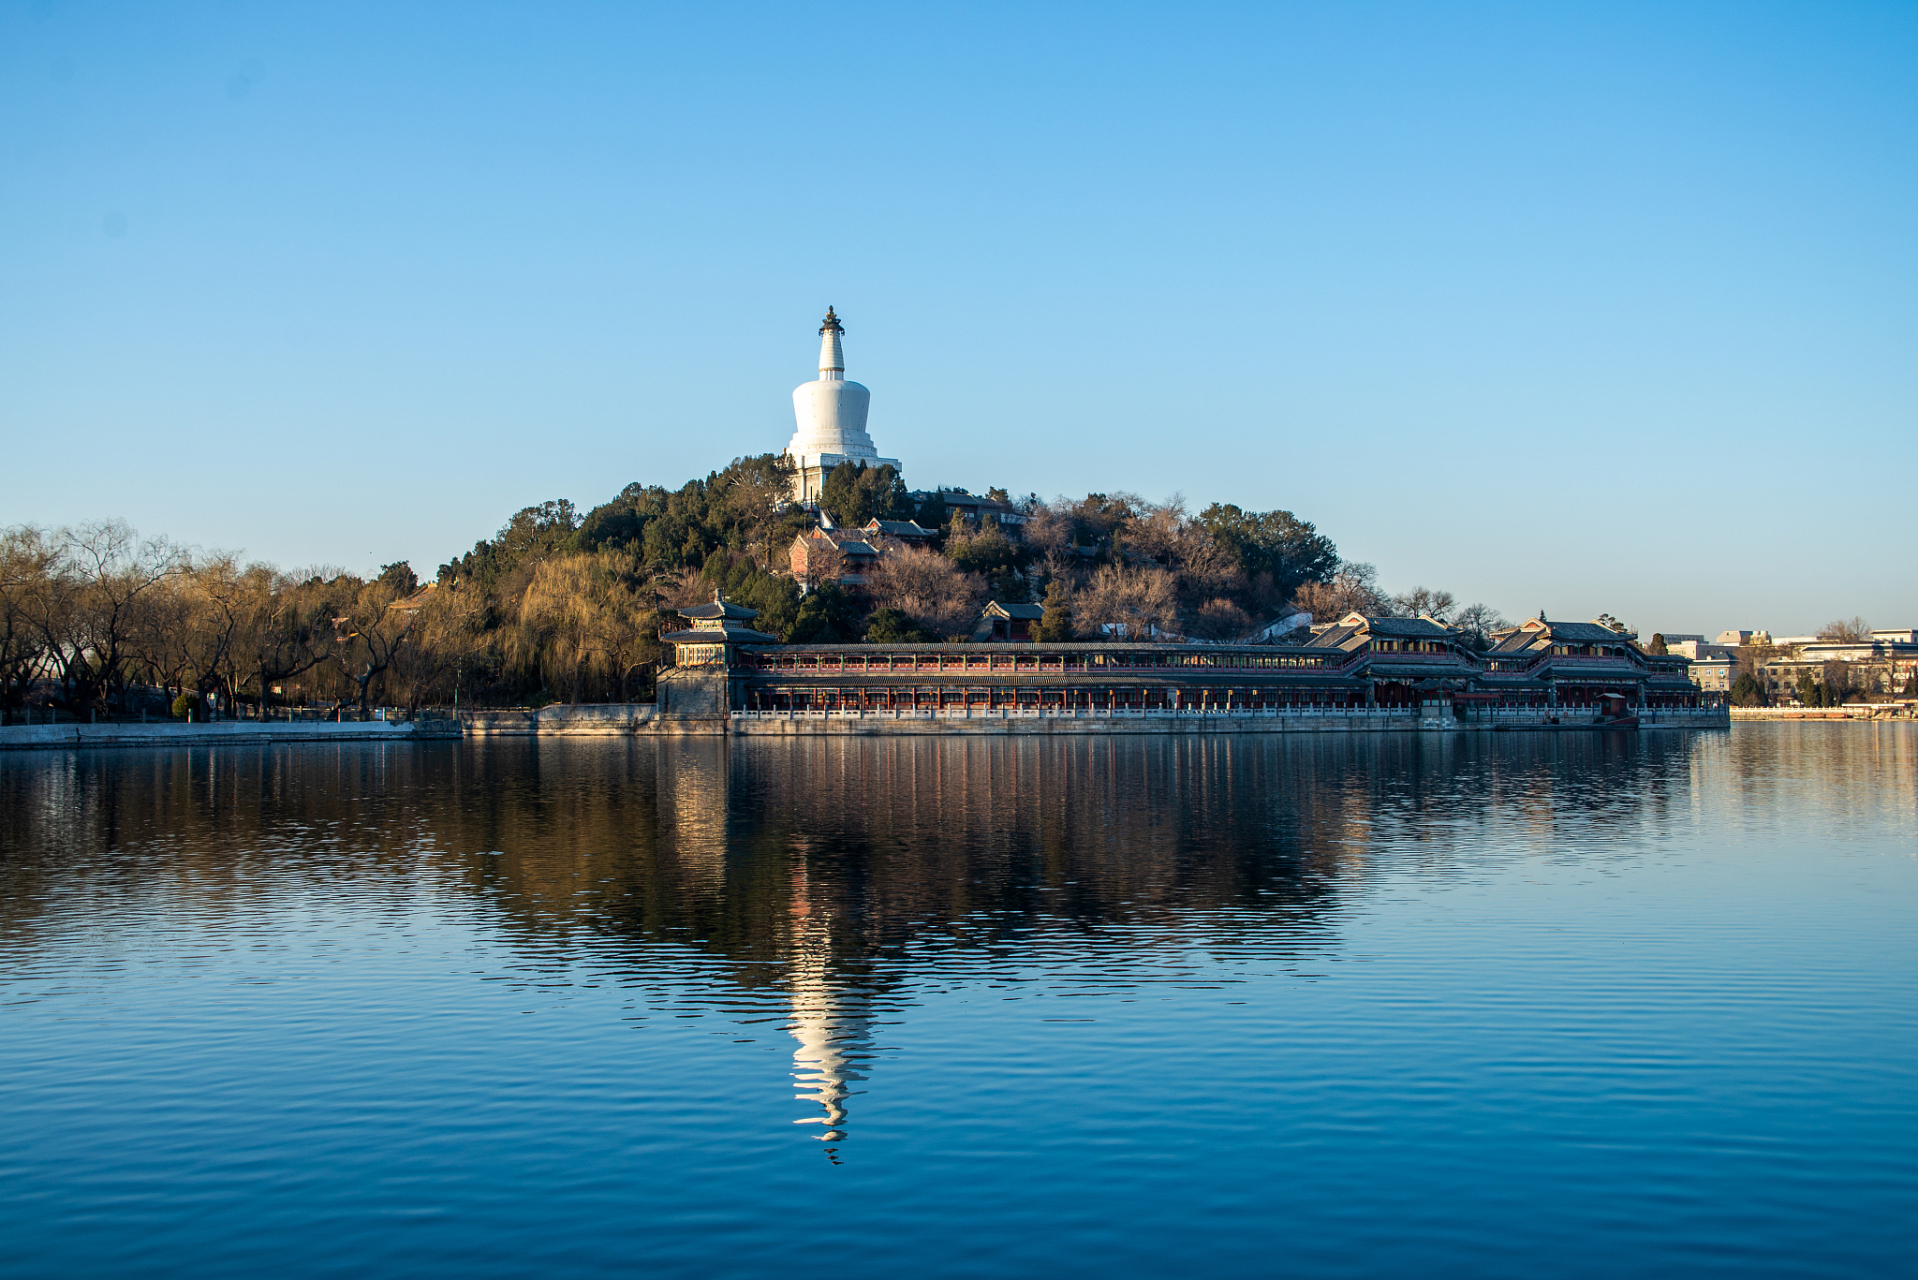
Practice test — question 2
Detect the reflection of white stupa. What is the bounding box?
[784,307,899,506]
[786,857,868,1152]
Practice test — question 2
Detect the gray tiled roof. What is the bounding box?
[679,598,761,621]
[1305,615,1457,648]
[1356,615,1459,637]
[1540,621,1634,642]
[1305,624,1363,649]
[660,625,780,644]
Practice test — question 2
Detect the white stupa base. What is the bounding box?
[792,452,901,506]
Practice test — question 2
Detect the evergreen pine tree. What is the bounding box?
[1038,581,1074,642]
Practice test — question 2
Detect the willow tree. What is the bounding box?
[515,550,653,703]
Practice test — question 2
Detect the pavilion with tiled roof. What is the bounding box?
[660,591,780,667]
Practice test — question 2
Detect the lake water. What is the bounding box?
[1,725,1914,1277]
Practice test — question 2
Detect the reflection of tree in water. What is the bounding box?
[0,731,1722,1148]
[437,733,1714,1147]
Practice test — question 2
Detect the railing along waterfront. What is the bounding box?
[733,705,1415,722]
[733,704,1725,724]
[745,651,1345,676]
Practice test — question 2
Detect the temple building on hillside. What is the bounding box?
[971,601,1046,642]
[784,308,899,506]
[791,528,881,594]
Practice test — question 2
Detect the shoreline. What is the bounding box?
[0,720,460,750]
[0,704,1735,750]
[1729,706,1911,721]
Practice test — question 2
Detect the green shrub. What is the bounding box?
[864,607,937,644]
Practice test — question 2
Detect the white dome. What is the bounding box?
[788,378,877,463]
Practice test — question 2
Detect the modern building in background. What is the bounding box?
[1687,656,1736,693]
[1683,626,1918,700]
[1658,636,1736,693]
[1757,632,1918,700]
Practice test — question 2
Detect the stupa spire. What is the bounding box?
[817,307,845,381]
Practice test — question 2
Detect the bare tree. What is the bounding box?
[127,572,199,705]
[334,576,419,712]
[187,553,254,707]
[29,522,183,717]
[590,550,667,700]
[1073,564,1179,639]
[1817,616,1871,643]
[130,552,255,712]
[0,527,55,723]
[1292,562,1389,622]
[791,531,843,593]
[1188,597,1253,642]
[1391,586,1457,622]
[1451,603,1508,650]
[867,545,988,639]
[1107,495,1245,609]
[1018,500,1077,563]
[514,557,593,703]
[580,550,658,701]
[246,569,339,717]
[1119,495,1189,566]
[1735,638,1776,683]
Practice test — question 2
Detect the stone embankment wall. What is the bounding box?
[0,719,459,751]
[1730,706,1914,721]
[0,704,1732,750]
[461,705,662,736]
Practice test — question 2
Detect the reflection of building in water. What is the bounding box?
[655,738,733,888]
[650,736,877,1153]
[784,854,873,1155]
[421,733,1736,1155]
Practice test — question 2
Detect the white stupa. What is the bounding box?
[784,307,899,506]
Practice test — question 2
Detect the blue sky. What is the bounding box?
[3,1,1913,635]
